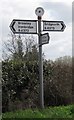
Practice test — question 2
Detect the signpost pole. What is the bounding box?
[38,16,44,109]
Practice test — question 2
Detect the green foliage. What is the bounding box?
[2,55,72,112]
[2,105,73,118]
[2,45,40,112]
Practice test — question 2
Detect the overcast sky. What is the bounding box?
[1,0,73,60]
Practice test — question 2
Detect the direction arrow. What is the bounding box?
[41,33,50,45]
[10,19,37,34]
[43,21,66,32]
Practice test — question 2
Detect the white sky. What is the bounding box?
[1,0,73,60]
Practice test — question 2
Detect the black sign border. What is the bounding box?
[10,19,37,34]
[41,33,50,45]
[43,20,66,32]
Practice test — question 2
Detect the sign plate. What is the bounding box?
[41,33,50,45]
[43,21,66,32]
[10,19,37,34]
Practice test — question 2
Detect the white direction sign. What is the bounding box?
[43,21,66,32]
[41,33,50,45]
[10,19,37,34]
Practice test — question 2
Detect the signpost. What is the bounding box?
[41,33,50,45]
[10,7,66,109]
[35,7,44,109]
[43,21,66,31]
[10,19,37,34]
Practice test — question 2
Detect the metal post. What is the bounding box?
[38,16,44,109]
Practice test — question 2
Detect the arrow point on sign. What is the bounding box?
[10,20,16,33]
[61,22,66,31]
[12,21,16,32]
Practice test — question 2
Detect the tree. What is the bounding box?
[2,55,39,112]
[13,35,23,60]
[2,33,37,61]
[2,56,72,112]
[52,56,72,104]
[2,34,39,112]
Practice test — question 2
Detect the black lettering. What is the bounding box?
[18,26,33,29]
[44,22,59,26]
[44,26,55,30]
[21,29,29,32]
[18,22,31,25]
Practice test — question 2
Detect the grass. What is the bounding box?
[2,104,74,119]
